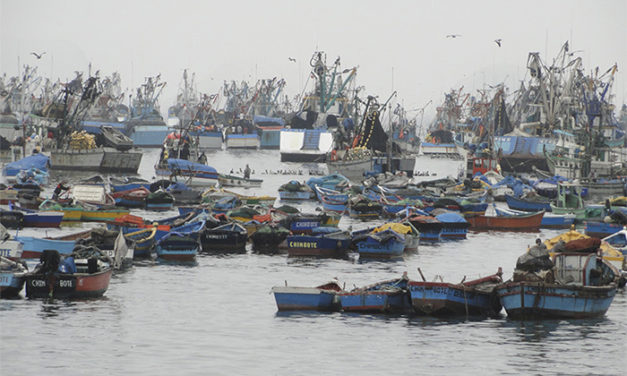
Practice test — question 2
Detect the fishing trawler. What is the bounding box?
[32,73,142,173]
[280,51,356,162]
[125,75,169,147]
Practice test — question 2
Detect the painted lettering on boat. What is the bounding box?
[205,234,228,239]
[288,241,318,248]
[0,249,13,256]
[59,280,74,288]
[0,275,11,284]
[31,280,47,287]
[293,222,319,229]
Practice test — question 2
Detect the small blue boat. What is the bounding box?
[584,221,623,238]
[155,159,219,187]
[16,236,76,259]
[505,194,551,212]
[271,280,343,311]
[279,213,340,234]
[408,269,503,316]
[313,186,349,202]
[338,275,412,313]
[603,229,627,257]
[497,253,619,319]
[279,180,314,201]
[435,212,470,240]
[306,174,350,191]
[155,220,205,242]
[123,227,157,258]
[0,256,27,298]
[354,229,405,259]
[145,190,175,211]
[212,196,241,214]
[408,214,443,242]
[320,196,347,213]
[155,232,199,261]
[286,227,351,257]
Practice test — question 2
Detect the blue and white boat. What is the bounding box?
[2,154,50,182]
[603,228,627,256]
[584,221,623,238]
[125,75,170,147]
[408,269,503,316]
[307,174,350,192]
[255,115,285,149]
[505,194,552,212]
[188,128,223,150]
[435,212,470,239]
[338,275,412,313]
[155,158,219,187]
[285,227,351,257]
[271,279,343,311]
[155,232,199,262]
[0,256,27,298]
[354,229,405,259]
[278,180,314,201]
[497,253,619,319]
[16,236,75,259]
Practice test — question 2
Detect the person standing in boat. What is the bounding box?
[244,164,251,179]
[180,142,190,160]
[52,181,70,201]
[197,152,207,165]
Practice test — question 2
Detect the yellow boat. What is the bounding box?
[80,208,130,222]
[544,226,625,271]
[39,200,83,221]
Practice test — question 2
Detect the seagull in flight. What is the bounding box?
[31,51,46,59]
[494,39,502,47]
[288,57,296,62]
[446,34,462,38]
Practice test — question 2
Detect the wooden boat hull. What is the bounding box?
[271,286,340,311]
[496,281,616,319]
[279,191,313,200]
[408,282,501,316]
[81,209,130,222]
[505,194,551,212]
[200,229,248,252]
[339,290,411,313]
[23,212,64,228]
[218,174,263,188]
[25,269,113,299]
[584,221,623,238]
[16,236,75,259]
[0,240,23,259]
[0,272,26,298]
[156,235,198,261]
[467,211,544,231]
[285,233,351,257]
[356,235,405,259]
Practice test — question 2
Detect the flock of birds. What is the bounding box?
[446,34,502,47]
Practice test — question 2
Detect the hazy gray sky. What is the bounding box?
[1,0,626,122]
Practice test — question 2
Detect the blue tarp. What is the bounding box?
[3,153,50,176]
[254,115,285,126]
[166,158,217,174]
[435,212,468,223]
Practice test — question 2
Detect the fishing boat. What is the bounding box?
[100,125,133,151]
[278,180,314,200]
[25,250,113,299]
[496,253,619,319]
[353,228,405,259]
[603,228,627,257]
[0,210,24,228]
[145,190,175,211]
[16,236,76,259]
[155,233,199,261]
[408,269,503,316]
[467,210,544,232]
[408,214,443,242]
[584,221,624,238]
[224,133,260,149]
[250,224,290,253]
[0,226,23,259]
[285,227,351,258]
[200,222,248,252]
[217,174,263,188]
[505,194,552,212]
[155,158,219,187]
[123,226,157,258]
[279,212,340,234]
[435,212,470,239]
[112,187,150,208]
[125,75,170,147]
[550,182,585,219]
[0,256,27,298]
[348,195,382,220]
[338,275,412,313]
[271,279,343,311]
[495,206,575,229]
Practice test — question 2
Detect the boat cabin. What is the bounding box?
[466,156,500,179]
[552,253,617,286]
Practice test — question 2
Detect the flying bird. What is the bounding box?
[446,34,462,38]
[288,57,296,62]
[494,39,502,47]
[31,51,46,59]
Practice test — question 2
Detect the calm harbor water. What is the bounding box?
[1,150,625,375]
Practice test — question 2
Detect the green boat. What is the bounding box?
[550,182,585,220]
